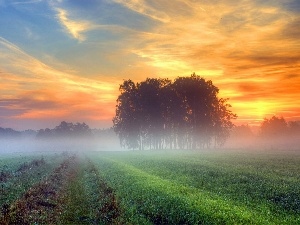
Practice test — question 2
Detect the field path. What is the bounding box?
[0,155,61,208]
[0,155,78,224]
[0,154,122,225]
[59,157,121,224]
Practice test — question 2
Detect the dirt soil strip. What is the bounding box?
[86,159,121,224]
[0,155,78,225]
[60,157,122,224]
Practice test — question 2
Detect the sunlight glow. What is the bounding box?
[0,0,299,129]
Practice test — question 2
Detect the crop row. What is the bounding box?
[0,153,63,208]
[0,152,125,224]
[112,151,300,214]
[0,153,76,224]
[90,150,300,224]
[59,157,121,224]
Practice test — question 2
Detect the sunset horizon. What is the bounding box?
[1,0,299,131]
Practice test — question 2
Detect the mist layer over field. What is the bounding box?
[1,130,300,155]
[0,136,121,155]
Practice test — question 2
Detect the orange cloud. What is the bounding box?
[55,8,95,41]
[1,1,299,129]
[119,1,300,125]
[0,37,119,128]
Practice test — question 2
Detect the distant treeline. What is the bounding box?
[0,122,115,140]
[227,116,300,150]
[231,116,300,139]
[36,121,92,139]
[0,127,36,139]
[260,116,300,138]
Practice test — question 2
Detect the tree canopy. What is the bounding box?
[113,74,237,150]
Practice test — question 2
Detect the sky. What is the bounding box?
[0,0,299,130]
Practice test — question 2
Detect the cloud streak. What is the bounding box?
[113,0,170,23]
[0,0,299,129]
[122,1,300,123]
[12,0,42,4]
[54,7,95,41]
[0,37,119,129]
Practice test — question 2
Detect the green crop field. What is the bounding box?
[1,149,299,224]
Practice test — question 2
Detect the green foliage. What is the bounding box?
[59,157,123,224]
[0,153,61,206]
[90,150,300,224]
[2,150,299,224]
[113,74,237,150]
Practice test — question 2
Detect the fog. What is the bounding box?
[1,133,299,156]
[0,138,300,155]
[0,122,125,155]
[0,135,122,155]
[224,134,300,153]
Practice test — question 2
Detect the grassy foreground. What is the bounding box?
[1,149,299,224]
[89,149,300,224]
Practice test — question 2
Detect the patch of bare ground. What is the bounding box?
[0,155,78,225]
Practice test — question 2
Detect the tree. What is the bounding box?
[54,121,73,136]
[172,74,236,148]
[172,75,217,148]
[113,80,141,149]
[137,78,171,149]
[113,74,237,150]
[260,116,288,138]
[160,80,182,149]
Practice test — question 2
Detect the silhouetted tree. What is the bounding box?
[212,98,237,147]
[54,121,73,136]
[113,74,237,150]
[137,78,171,149]
[260,116,288,138]
[160,79,183,149]
[113,80,141,149]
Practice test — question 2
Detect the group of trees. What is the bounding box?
[0,127,21,138]
[260,116,300,138]
[227,116,300,149]
[37,121,92,139]
[0,122,116,141]
[0,128,37,139]
[113,74,237,150]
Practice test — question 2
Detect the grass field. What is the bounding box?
[0,149,299,224]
